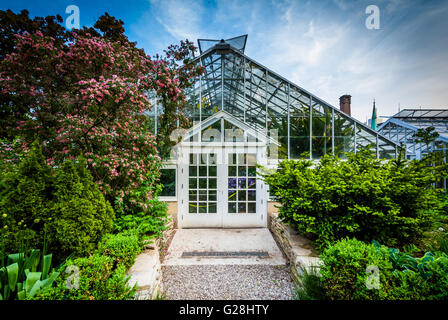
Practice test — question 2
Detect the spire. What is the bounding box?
[371,99,377,130]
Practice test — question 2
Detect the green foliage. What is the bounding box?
[0,142,115,261]
[114,185,168,237]
[319,239,448,300]
[412,126,440,152]
[34,253,136,300]
[0,248,59,300]
[0,141,55,252]
[320,238,395,300]
[295,267,326,300]
[48,158,115,259]
[263,150,438,250]
[97,232,141,270]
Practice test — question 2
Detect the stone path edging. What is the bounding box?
[127,218,176,299]
[268,211,322,283]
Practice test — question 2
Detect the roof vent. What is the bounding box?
[198,35,248,54]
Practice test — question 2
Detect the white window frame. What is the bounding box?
[159,163,177,201]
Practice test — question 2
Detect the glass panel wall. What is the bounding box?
[267,73,288,159]
[156,44,399,160]
[289,86,310,158]
[378,136,396,159]
[311,99,332,159]
[334,112,355,158]
[356,125,377,156]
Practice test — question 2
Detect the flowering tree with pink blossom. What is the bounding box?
[0,21,203,216]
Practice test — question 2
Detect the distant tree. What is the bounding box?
[413,126,440,154]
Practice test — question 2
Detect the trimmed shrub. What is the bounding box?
[264,150,438,250]
[0,142,115,261]
[320,238,395,300]
[34,253,136,300]
[48,159,115,259]
[97,232,141,270]
[0,141,55,252]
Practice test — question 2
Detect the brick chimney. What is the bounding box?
[339,95,351,116]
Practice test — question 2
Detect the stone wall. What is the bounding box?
[127,216,176,300]
[268,208,321,283]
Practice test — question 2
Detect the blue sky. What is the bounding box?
[1,0,448,122]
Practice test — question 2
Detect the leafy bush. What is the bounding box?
[318,238,448,300]
[388,256,448,300]
[0,142,115,261]
[97,232,141,270]
[320,238,395,300]
[114,186,168,237]
[34,253,136,300]
[263,150,438,250]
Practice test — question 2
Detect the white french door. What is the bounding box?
[178,146,267,228]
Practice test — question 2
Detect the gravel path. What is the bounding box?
[162,264,295,300]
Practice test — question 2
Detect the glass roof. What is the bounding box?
[174,36,399,160]
[391,109,448,137]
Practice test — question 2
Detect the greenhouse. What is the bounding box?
[378,109,448,159]
[156,35,400,228]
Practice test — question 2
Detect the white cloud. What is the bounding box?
[149,0,205,41]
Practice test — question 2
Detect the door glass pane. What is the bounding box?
[189,166,197,176]
[208,178,217,189]
[228,178,237,189]
[248,166,256,176]
[189,178,197,189]
[199,178,207,188]
[227,153,257,214]
[248,202,256,213]
[199,190,207,201]
[208,203,217,213]
[190,154,197,165]
[238,167,246,176]
[188,152,221,215]
[248,190,256,201]
[189,203,197,213]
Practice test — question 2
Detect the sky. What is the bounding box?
[1,0,448,122]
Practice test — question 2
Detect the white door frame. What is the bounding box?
[177,145,268,228]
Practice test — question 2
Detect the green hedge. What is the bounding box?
[97,232,141,270]
[33,231,142,300]
[34,253,136,300]
[316,239,448,300]
[264,150,438,250]
[320,239,395,300]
